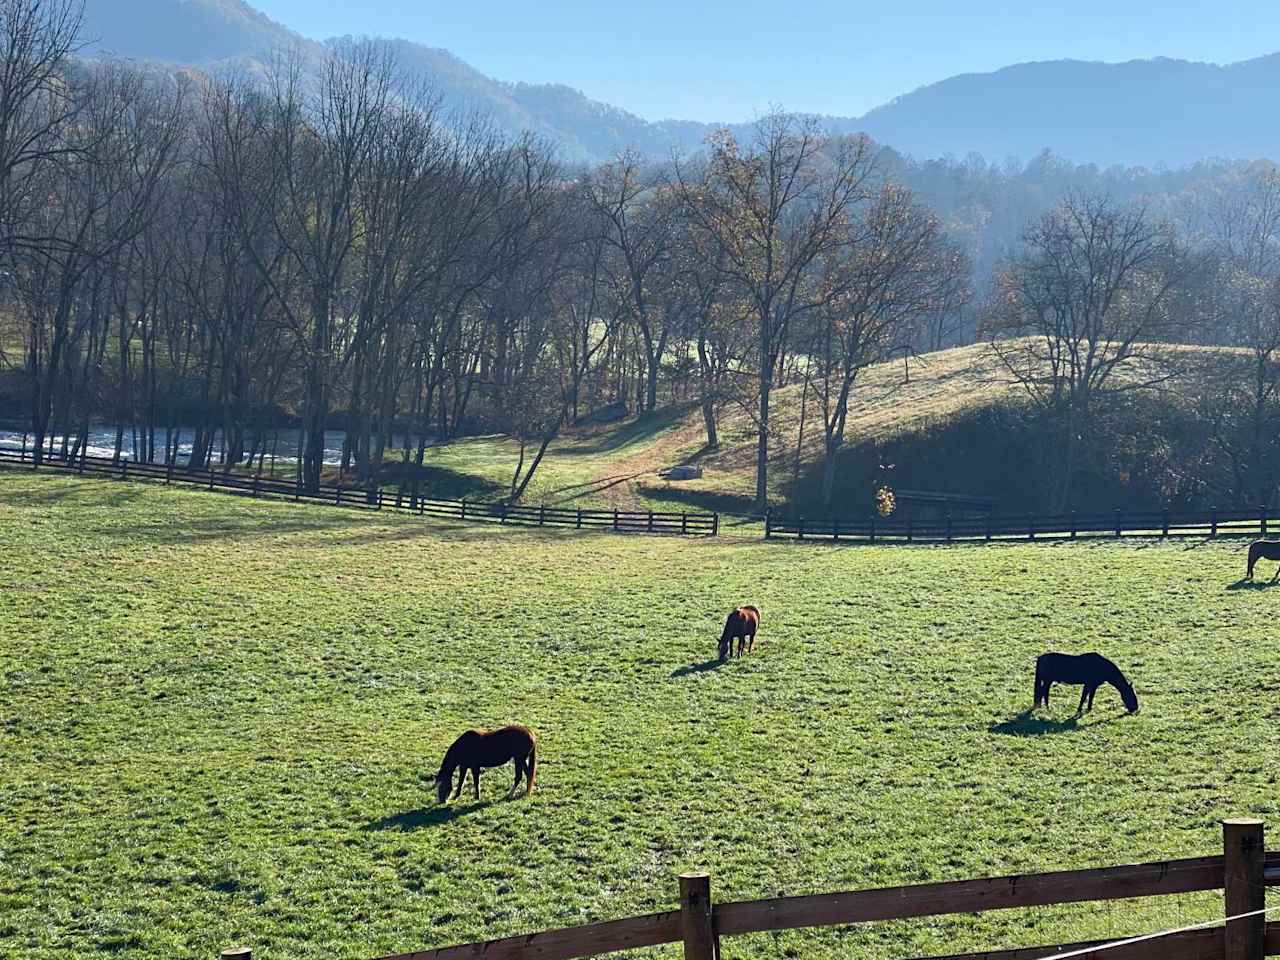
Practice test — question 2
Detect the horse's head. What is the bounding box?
[1119,681,1139,714]
[434,770,451,804]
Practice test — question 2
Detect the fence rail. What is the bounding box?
[766,505,1278,543]
[0,447,718,537]
[222,820,1280,960]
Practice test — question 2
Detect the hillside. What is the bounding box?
[413,343,1024,516]
[412,341,1257,520]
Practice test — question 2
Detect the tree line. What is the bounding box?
[3,0,1279,513]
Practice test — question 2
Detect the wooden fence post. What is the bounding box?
[541,504,547,526]
[460,500,467,521]
[711,513,718,537]
[681,514,688,535]
[1222,818,1264,960]
[1211,508,1218,538]
[167,461,173,485]
[869,515,876,543]
[833,515,840,541]
[679,872,717,960]
[220,948,251,960]
[1261,506,1268,537]
[764,510,772,539]
[797,516,805,540]
[1027,513,1034,541]
[946,511,952,542]
[613,508,619,532]
[647,511,654,532]
[907,516,913,542]
[577,508,583,530]
[984,513,991,542]
[1161,510,1169,538]
[121,458,128,481]
[336,484,343,506]
[1070,511,1077,540]
[20,433,27,463]
[1115,510,1122,538]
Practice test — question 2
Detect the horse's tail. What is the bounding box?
[525,739,537,794]
[1247,541,1260,579]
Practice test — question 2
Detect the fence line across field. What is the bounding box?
[765,504,1280,543]
[0,445,718,537]
[214,820,1277,960]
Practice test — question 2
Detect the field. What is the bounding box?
[1,472,1277,960]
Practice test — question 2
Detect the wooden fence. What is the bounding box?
[0,446,718,537]
[765,506,1279,543]
[216,820,1279,960]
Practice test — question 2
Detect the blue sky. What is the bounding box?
[249,0,1280,122]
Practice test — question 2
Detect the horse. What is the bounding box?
[719,605,761,661]
[1245,539,1280,581]
[434,724,537,803]
[1033,652,1139,716]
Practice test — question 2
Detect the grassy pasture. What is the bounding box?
[0,473,1277,960]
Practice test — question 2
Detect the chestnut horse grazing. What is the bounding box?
[719,605,761,661]
[1034,652,1139,715]
[434,724,537,803]
[1245,539,1280,581]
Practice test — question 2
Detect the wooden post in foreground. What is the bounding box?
[1223,818,1264,960]
[220,948,251,960]
[679,872,717,960]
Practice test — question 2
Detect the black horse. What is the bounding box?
[1033,652,1139,715]
[1245,539,1280,581]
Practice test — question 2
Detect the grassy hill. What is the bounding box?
[1,473,1276,960]
[414,343,1021,517]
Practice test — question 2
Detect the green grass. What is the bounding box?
[1,473,1277,960]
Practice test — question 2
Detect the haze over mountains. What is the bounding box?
[82,0,1280,167]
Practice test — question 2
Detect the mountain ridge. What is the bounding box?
[78,0,1280,166]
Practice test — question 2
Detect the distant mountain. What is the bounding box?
[78,0,1280,168]
[856,56,1280,168]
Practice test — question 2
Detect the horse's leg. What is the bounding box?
[1270,562,1280,583]
[1075,686,1088,716]
[472,768,481,800]
[508,759,522,798]
[451,768,464,800]
[1087,684,1097,710]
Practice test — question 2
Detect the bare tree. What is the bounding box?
[810,183,970,503]
[985,193,1199,511]
[677,114,876,507]
[0,0,84,255]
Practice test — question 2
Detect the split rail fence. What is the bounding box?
[766,507,1280,543]
[0,446,718,537]
[220,819,1279,960]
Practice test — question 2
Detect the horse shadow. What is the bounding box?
[670,658,725,678]
[1226,579,1279,591]
[364,801,492,831]
[988,709,1119,737]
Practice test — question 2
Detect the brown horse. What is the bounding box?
[434,725,537,803]
[719,605,761,661]
[1245,539,1280,581]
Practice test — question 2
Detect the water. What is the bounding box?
[0,425,352,466]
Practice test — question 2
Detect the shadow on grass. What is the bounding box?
[670,658,725,678]
[365,801,493,831]
[559,405,695,458]
[988,709,1121,736]
[1226,578,1280,591]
